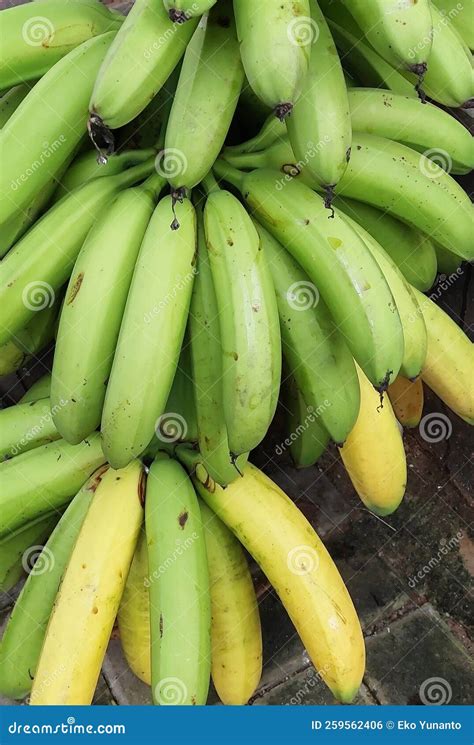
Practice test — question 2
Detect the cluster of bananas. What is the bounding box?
[0,0,473,707]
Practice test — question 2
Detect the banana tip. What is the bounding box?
[168,8,189,23]
[87,112,115,164]
[274,102,293,122]
[324,186,336,218]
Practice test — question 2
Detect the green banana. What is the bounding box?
[157,340,199,447]
[214,161,403,390]
[0,433,105,537]
[0,467,105,699]
[203,181,281,455]
[0,159,154,346]
[164,0,244,193]
[101,196,196,469]
[0,0,123,90]
[19,374,52,404]
[189,207,244,485]
[224,113,285,156]
[281,375,330,468]
[434,244,463,276]
[286,1,351,203]
[432,0,474,50]
[0,302,58,377]
[146,454,211,706]
[233,0,311,119]
[256,221,359,444]
[333,197,437,293]
[53,147,155,201]
[0,32,117,229]
[51,174,165,445]
[164,0,217,23]
[327,20,417,97]
[89,0,198,137]
[337,209,428,380]
[0,511,58,594]
[0,84,33,128]
[348,88,474,175]
[0,398,60,460]
[343,0,433,73]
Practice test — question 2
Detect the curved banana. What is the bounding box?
[101,196,196,468]
[413,289,474,424]
[0,159,154,346]
[432,0,474,50]
[30,461,143,705]
[0,398,60,460]
[0,32,117,229]
[0,0,123,89]
[51,175,164,445]
[233,0,311,119]
[0,511,58,595]
[200,499,262,705]
[214,161,403,390]
[89,0,197,136]
[189,207,242,485]
[282,375,330,468]
[434,244,463,276]
[203,183,281,454]
[117,526,151,685]
[342,0,433,75]
[333,197,437,293]
[339,364,407,516]
[388,376,424,429]
[19,373,51,404]
[187,456,365,703]
[337,206,428,380]
[146,455,211,706]
[348,88,474,175]
[0,433,105,538]
[164,1,244,193]
[164,0,217,23]
[286,1,351,203]
[0,301,58,377]
[0,84,32,128]
[0,468,106,699]
[257,221,360,444]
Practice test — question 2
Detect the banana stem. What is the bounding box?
[212,159,245,192]
[221,150,264,169]
[116,158,156,188]
[141,171,167,200]
[200,171,221,195]
[175,443,202,474]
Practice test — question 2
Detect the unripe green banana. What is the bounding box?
[432,0,474,50]
[0,433,105,537]
[189,207,244,485]
[19,374,51,404]
[0,301,58,377]
[203,182,281,455]
[0,0,123,89]
[0,159,154,346]
[0,511,58,594]
[0,32,117,229]
[348,89,474,175]
[164,0,217,23]
[146,454,211,706]
[256,221,359,444]
[342,0,433,75]
[154,340,199,449]
[89,0,198,135]
[101,196,196,468]
[164,1,244,192]
[224,113,285,156]
[214,161,403,390]
[286,1,351,203]
[0,398,60,460]
[434,244,463,276]
[0,84,32,128]
[233,0,311,119]
[51,175,165,445]
[0,468,105,699]
[333,197,437,293]
[282,375,330,468]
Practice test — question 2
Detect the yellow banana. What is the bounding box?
[388,376,424,429]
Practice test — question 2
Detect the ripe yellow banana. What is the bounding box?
[388,376,424,429]
[339,365,407,516]
[30,461,144,705]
